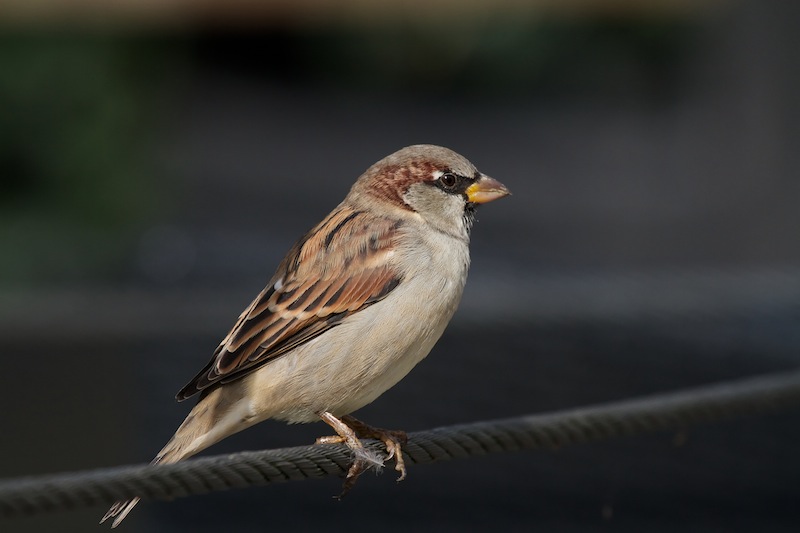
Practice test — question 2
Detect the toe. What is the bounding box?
[316,435,346,445]
[338,459,368,499]
[394,450,407,481]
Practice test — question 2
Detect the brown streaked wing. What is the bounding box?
[175,207,404,401]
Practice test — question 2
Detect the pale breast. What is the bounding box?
[244,226,471,423]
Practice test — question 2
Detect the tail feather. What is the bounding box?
[100,392,252,528]
[99,411,204,528]
[100,498,141,529]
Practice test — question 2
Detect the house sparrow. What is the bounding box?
[102,144,509,527]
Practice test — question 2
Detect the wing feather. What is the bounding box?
[175,206,405,401]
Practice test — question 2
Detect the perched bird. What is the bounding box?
[101,144,510,527]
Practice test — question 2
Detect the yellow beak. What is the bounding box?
[465,175,511,204]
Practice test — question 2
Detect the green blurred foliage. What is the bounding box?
[0,16,693,285]
[0,35,174,284]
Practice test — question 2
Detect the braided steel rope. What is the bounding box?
[1,369,799,518]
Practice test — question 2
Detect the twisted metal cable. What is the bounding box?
[1,369,800,519]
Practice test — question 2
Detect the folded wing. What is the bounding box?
[176,206,404,401]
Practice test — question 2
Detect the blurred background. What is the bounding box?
[1,0,799,531]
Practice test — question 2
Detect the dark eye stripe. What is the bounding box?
[433,172,474,195]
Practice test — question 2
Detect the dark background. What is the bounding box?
[1,1,799,531]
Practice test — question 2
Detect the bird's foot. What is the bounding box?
[341,415,408,481]
[316,412,408,497]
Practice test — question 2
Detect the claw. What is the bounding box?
[316,412,409,494]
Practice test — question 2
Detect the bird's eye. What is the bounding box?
[439,173,457,189]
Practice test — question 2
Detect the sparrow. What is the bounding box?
[101,144,509,527]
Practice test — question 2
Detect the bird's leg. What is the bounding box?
[316,412,408,497]
[340,415,408,482]
[317,411,376,497]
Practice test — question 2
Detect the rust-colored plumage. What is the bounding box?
[360,161,437,211]
[177,207,405,401]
